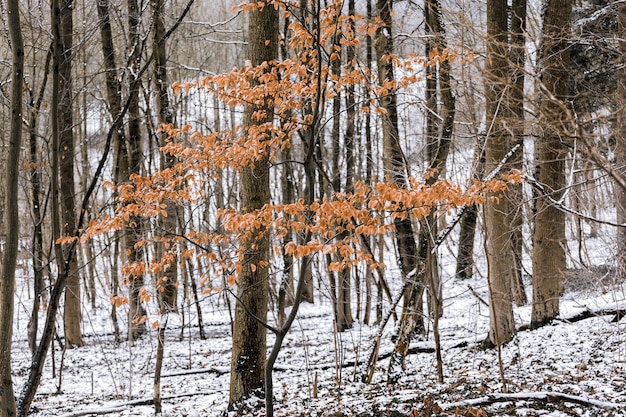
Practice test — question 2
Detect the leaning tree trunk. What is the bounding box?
[484,0,516,345]
[0,0,24,412]
[531,0,571,328]
[228,0,278,408]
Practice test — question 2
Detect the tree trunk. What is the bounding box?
[228,0,277,408]
[508,0,528,306]
[616,0,626,277]
[126,0,147,340]
[484,0,516,345]
[153,0,179,314]
[26,45,52,356]
[375,0,424,383]
[531,0,571,328]
[59,0,83,348]
[0,0,23,412]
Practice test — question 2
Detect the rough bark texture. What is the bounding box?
[508,0,528,306]
[97,0,125,343]
[0,0,23,412]
[153,0,179,313]
[228,0,277,408]
[616,0,626,277]
[26,46,51,356]
[531,0,571,328]
[375,0,422,383]
[59,0,83,348]
[484,0,516,345]
[126,0,147,340]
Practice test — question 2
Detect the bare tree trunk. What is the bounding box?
[0,0,23,411]
[531,0,571,328]
[26,45,52,356]
[508,0,528,306]
[59,0,83,348]
[375,0,424,383]
[152,0,178,409]
[616,0,626,277]
[126,0,147,340]
[228,0,277,408]
[484,0,516,345]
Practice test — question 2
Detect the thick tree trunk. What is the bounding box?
[0,0,23,412]
[508,0,528,306]
[531,0,571,328]
[228,1,277,408]
[484,0,516,345]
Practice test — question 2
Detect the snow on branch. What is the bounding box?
[440,391,623,411]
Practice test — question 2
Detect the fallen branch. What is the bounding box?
[440,391,623,411]
[519,303,626,330]
[57,391,218,417]
[162,366,228,378]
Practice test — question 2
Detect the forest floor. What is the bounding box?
[9,253,626,417]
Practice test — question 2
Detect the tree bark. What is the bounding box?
[58,0,83,349]
[26,45,52,356]
[228,0,277,408]
[484,0,516,345]
[531,0,571,328]
[126,0,147,340]
[508,0,528,306]
[616,0,626,277]
[0,0,24,412]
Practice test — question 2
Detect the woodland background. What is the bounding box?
[0,0,625,416]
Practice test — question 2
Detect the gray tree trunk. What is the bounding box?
[0,0,23,412]
[531,0,571,328]
[484,0,516,345]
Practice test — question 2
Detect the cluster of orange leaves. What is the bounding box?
[81,0,519,305]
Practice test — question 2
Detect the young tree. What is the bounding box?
[0,0,24,412]
[531,0,572,328]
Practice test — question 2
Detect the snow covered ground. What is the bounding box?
[9,231,626,416]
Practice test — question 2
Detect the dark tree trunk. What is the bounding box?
[0,0,24,412]
[228,0,278,408]
[58,0,82,349]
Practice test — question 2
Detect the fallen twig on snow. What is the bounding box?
[440,391,623,411]
[57,391,218,417]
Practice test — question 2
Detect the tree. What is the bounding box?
[228,0,278,408]
[484,0,516,345]
[58,0,83,348]
[125,0,148,341]
[0,0,24,411]
[531,0,572,328]
[616,0,626,277]
[374,0,423,383]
